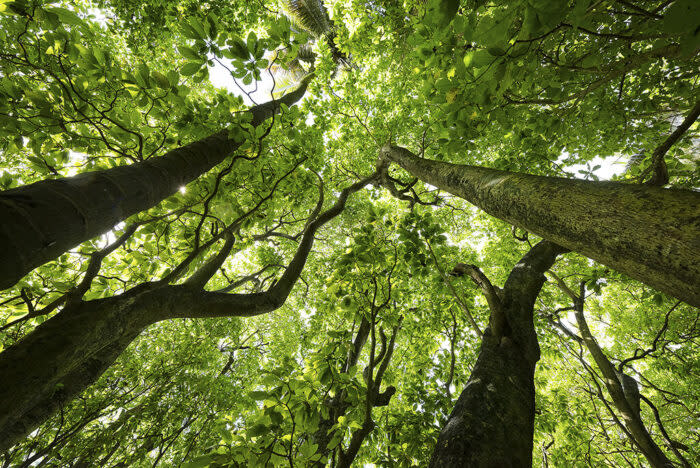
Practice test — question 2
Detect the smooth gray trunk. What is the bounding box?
[0,83,308,290]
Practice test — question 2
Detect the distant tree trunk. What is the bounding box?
[0,82,309,290]
[570,283,676,467]
[380,145,700,308]
[430,241,566,467]
[0,173,374,453]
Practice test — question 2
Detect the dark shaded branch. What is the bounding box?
[160,158,305,284]
[184,231,235,289]
[373,321,400,388]
[67,224,139,304]
[618,301,680,370]
[640,395,692,468]
[0,223,140,332]
[215,263,285,293]
[337,321,400,468]
[167,171,379,319]
[643,99,700,186]
[345,317,371,373]
[560,278,675,467]
[452,263,504,337]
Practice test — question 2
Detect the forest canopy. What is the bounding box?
[0,0,699,466]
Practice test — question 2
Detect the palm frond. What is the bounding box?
[282,0,332,38]
[268,45,315,94]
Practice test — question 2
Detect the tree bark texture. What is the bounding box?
[0,82,309,290]
[430,241,566,467]
[0,172,374,453]
[381,145,700,308]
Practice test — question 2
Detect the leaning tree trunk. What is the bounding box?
[430,241,566,467]
[0,81,310,290]
[0,173,375,453]
[380,146,700,308]
[572,289,675,467]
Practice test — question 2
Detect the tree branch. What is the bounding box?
[643,99,700,186]
[166,172,379,319]
[426,240,483,337]
[452,263,504,338]
[184,230,235,289]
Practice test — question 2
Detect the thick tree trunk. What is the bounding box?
[0,172,375,453]
[381,145,700,308]
[0,83,309,290]
[0,286,161,453]
[430,241,566,467]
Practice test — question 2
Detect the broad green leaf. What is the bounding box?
[181,62,202,76]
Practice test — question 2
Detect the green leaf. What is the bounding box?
[152,71,170,89]
[269,409,283,425]
[181,62,202,76]
[426,0,459,27]
[187,18,207,39]
[227,37,250,60]
[182,455,213,468]
[486,46,506,57]
[179,45,201,61]
[246,31,258,54]
[137,63,150,87]
[248,423,268,437]
[249,390,268,400]
[45,7,83,26]
[475,12,511,47]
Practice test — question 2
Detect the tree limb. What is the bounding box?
[426,240,483,337]
[452,263,504,338]
[643,99,700,186]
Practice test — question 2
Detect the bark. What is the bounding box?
[337,324,400,468]
[0,172,375,453]
[0,81,310,290]
[380,145,700,308]
[430,241,567,467]
[310,318,371,467]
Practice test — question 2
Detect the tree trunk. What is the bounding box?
[0,171,374,453]
[430,241,566,467]
[0,82,309,290]
[380,145,700,308]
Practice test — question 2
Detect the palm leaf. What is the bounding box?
[282,0,332,38]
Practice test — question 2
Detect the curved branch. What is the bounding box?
[643,99,700,186]
[426,240,483,337]
[452,263,504,337]
[640,394,692,468]
[168,172,379,319]
[184,231,235,289]
[570,281,674,467]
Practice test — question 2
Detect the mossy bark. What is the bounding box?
[0,83,308,290]
[382,145,700,308]
[430,241,566,467]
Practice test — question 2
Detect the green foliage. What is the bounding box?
[0,0,698,466]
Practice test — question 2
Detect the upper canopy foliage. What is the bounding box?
[0,0,698,466]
